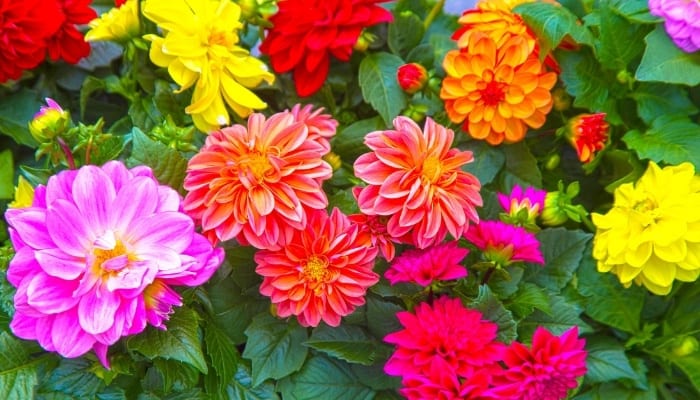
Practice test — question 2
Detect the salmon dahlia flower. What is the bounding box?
[354,117,482,249]
[441,32,557,145]
[183,109,334,249]
[254,208,379,327]
[143,0,274,133]
[3,161,223,367]
[592,161,700,295]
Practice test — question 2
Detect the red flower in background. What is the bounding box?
[0,0,64,82]
[46,0,96,64]
[115,0,126,6]
[260,0,393,97]
[566,112,609,163]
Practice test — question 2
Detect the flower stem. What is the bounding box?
[481,267,495,285]
[580,213,596,232]
[423,0,445,30]
[57,137,76,169]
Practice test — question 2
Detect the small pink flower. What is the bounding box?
[465,220,544,266]
[496,326,587,400]
[497,184,546,223]
[384,241,468,286]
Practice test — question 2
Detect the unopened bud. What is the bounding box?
[28,98,71,143]
[397,63,428,94]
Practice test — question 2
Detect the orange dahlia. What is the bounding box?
[255,208,379,327]
[182,108,335,249]
[353,117,482,249]
[441,32,557,145]
[454,7,535,50]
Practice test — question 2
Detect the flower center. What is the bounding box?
[303,255,330,283]
[422,156,443,183]
[242,152,273,183]
[208,30,235,48]
[633,198,657,214]
[480,80,505,106]
[93,240,129,271]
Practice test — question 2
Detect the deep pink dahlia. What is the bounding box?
[384,296,505,380]
[496,326,587,400]
[465,220,544,266]
[4,161,224,367]
[497,184,546,223]
[400,368,517,400]
[384,241,468,286]
[649,0,700,52]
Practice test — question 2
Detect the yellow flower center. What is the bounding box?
[303,255,330,283]
[242,152,273,183]
[633,198,657,213]
[208,30,235,49]
[422,156,443,183]
[93,240,129,272]
[480,80,506,106]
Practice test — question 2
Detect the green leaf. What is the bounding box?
[405,43,435,68]
[524,228,592,292]
[519,294,590,337]
[38,358,104,398]
[304,324,387,366]
[365,295,403,339]
[670,354,700,392]
[609,0,659,23]
[0,332,44,400]
[77,41,123,71]
[595,5,649,70]
[577,242,644,334]
[508,282,552,318]
[622,116,700,170]
[462,141,505,186]
[126,127,188,194]
[277,355,375,400]
[631,83,698,124]
[204,320,239,394]
[332,116,385,163]
[358,52,408,126]
[0,88,41,147]
[635,25,700,86]
[388,12,426,58]
[574,382,657,400]
[557,49,611,112]
[152,359,200,393]
[468,285,518,343]
[515,2,593,53]
[585,340,640,383]
[242,313,308,387]
[80,76,108,118]
[208,275,268,345]
[0,150,13,199]
[501,142,542,189]
[127,306,208,374]
[225,363,280,400]
[153,80,186,126]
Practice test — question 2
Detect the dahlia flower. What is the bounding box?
[477,0,558,13]
[441,32,557,145]
[143,0,275,132]
[592,161,700,295]
[496,327,587,399]
[649,0,700,53]
[498,184,547,225]
[400,369,513,400]
[0,0,63,82]
[85,0,139,43]
[254,208,379,327]
[4,161,224,367]
[46,0,96,64]
[354,117,482,249]
[565,113,609,163]
[259,0,393,97]
[384,241,468,286]
[465,220,544,266]
[183,109,334,249]
[287,104,338,153]
[454,7,535,50]
[397,63,429,94]
[384,296,505,379]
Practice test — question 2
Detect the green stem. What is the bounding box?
[423,0,445,30]
[580,213,596,232]
[481,267,495,285]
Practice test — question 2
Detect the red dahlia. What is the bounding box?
[47,0,97,64]
[260,0,393,97]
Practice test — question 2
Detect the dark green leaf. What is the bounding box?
[152,359,200,393]
[595,6,649,70]
[225,363,280,400]
[515,2,594,53]
[208,276,268,345]
[468,285,518,343]
[242,313,308,387]
[38,358,104,398]
[524,228,592,292]
[388,12,425,58]
[277,355,375,400]
[0,88,41,147]
[462,141,505,186]
[0,150,13,199]
[405,44,435,68]
[585,340,640,383]
[609,0,659,23]
[304,324,387,366]
[635,25,700,86]
[350,363,401,391]
[508,282,552,318]
[332,116,385,163]
[632,83,698,124]
[153,81,186,126]
[670,354,700,392]
[0,332,45,400]
[365,295,403,339]
[622,116,700,170]
[127,307,208,374]
[204,321,239,394]
[358,53,408,126]
[574,382,657,400]
[126,127,188,194]
[77,41,123,71]
[558,49,611,112]
[518,294,590,337]
[501,142,542,189]
[489,266,525,299]
[80,76,107,118]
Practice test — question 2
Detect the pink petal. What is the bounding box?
[35,248,86,280]
[78,290,120,335]
[26,273,80,314]
[46,199,93,257]
[111,176,158,232]
[127,212,194,252]
[72,166,117,231]
[5,209,54,250]
[52,310,95,357]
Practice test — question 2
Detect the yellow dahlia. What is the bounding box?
[592,162,700,295]
[476,0,558,13]
[84,0,140,43]
[143,0,275,132]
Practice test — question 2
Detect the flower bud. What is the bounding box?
[28,98,70,143]
[397,63,428,94]
[353,31,376,52]
[672,336,699,357]
[323,151,342,171]
[565,113,609,163]
[541,191,569,226]
[552,87,571,111]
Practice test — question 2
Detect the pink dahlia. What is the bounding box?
[288,104,338,153]
[255,208,379,327]
[496,326,587,400]
[384,296,505,379]
[649,0,700,53]
[4,161,224,367]
[354,116,482,249]
[384,241,468,286]
[400,368,517,400]
[183,109,334,249]
[498,184,546,224]
[465,220,544,266]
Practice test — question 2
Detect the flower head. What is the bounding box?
[254,208,379,327]
[397,63,429,94]
[85,0,140,43]
[400,369,513,400]
[354,117,482,249]
[649,0,700,52]
[384,296,505,379]
[3,161,224,367]
[29,98,71,143]
[183,109,334,249]
[477,0,558,13]
[465,220,544,266]
[46,0,96,64]
[496,327,587,400]
[441,32,557,145]
[498,184,547,226]
[259,0,393,97]
[8,176,35,209]
[592,161,700,295]
[385,241,468,286]
[565,113,609,163]
[143,0,275,132]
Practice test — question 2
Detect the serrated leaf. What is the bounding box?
[622,116,700,170]
[304,324,386,366]
[595,5,649,70]
[501,141,542,189]
[462,141,505,186]
[518,294,590,338]
[332,116,385,163]
[127,307,208,374]
[365,295,403,339]
[508,282,552,318]
[524,228,592,292]
[225,363,279,400]
[515,2,593,53]
[468,285,518,343]
[609,0,659,23]
[208,275,268,345]
[358,53,408,126]
[0,88,41,147]
[242,313,308,387]
[152,359,200,393]
[0,332,44,400]
[636,25,700,86]
[574,382,657,400]
[126,127,188,194]
[204,320,238,394]
[350,363,401,391]
[277,355,375,400]
[557,48,612,113]
[631,83,698,124]
[388,12,425,58]
[38,358,104,399]
[585,341,639,383]
[0,150,13,199]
